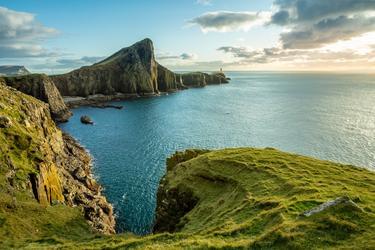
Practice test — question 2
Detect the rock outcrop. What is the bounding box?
[0,83,115,234]
[0,65,30,76]
[179,72,229,88]
[52,38,159,97]
[51,39,229,99]
[2,74,72,122]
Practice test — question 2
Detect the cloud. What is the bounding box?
[0,6,58,58]
[180,53,198,60]
[218,41,375,66]
[0,44,58,58]
[189,11,271,32]
[157,52,197,61]
[56,56,105,68]
[270,0,375,49]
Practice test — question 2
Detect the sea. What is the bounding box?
[59,72,375,235]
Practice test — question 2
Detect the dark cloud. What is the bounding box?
[0,6,58,58]
[281,15,375,49]
[272,0,375,23]
[189,11,269,32]
[270,0,375,49]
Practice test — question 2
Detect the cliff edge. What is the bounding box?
[2,74,72,122]
[0,81,115,247]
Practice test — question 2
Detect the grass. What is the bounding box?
[7,148,373,249]
[1,82,374,249]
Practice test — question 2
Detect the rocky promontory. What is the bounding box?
[0,82,115,237]
[1,74,72,122]
[51,39,229,101]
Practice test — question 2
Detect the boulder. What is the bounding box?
[80,115,94,125]
[0,115,11,128]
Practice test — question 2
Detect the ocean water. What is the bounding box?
[59,72,375,235]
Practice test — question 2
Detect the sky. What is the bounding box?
[0,0,374,73]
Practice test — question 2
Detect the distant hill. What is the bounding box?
[0,65,30,76]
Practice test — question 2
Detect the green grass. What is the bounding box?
[1,82,375,249]
[7,148,372,250]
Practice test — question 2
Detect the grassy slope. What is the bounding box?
[0,84,96,249]
[24,148,374,249]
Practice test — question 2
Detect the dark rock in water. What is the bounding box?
[0,115,12,128]
[81,115,94,125]
[90,103,123,109]
[2,74,72,122]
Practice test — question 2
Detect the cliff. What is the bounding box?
[52,39,228,98]
[2,74,72,122]
[1,124,375,249]
[152,148,375,249]
[0,82,115,247]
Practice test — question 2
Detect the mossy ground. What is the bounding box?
[3,147,373,249]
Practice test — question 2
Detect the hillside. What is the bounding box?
[51,39,229,97]
[0,82,115,248]
[1,74,72,122]
[4,146,373,249]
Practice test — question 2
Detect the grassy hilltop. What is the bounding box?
[26,149,375,249]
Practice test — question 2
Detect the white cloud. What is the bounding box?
[0,6,58,58]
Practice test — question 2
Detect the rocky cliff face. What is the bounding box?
[52,38,159,97]
[180,72,229,88]
[0,83,115,234]
[52,39,228,98]
[2,74,72,122]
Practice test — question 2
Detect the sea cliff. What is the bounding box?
[2,74,72,122]
[51,39,229,101]
[0,81,115,245]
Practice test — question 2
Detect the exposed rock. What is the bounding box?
[81,115,94,125]
[0,115,12,128]
[51,39,229,102]
[52,38,159,97]
[180,72,229,87]
[301,196,361,217]
[0,65,30,76]
[157,63,186,92]
[0,84,115,234]
[91,103,123,109]
[2,74,72,122]
[58,133,116,234]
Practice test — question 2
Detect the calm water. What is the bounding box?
[60,72,375,235]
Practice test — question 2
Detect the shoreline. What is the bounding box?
[62,89,181,109]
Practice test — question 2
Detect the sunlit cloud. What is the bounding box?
[0,6,58,58]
